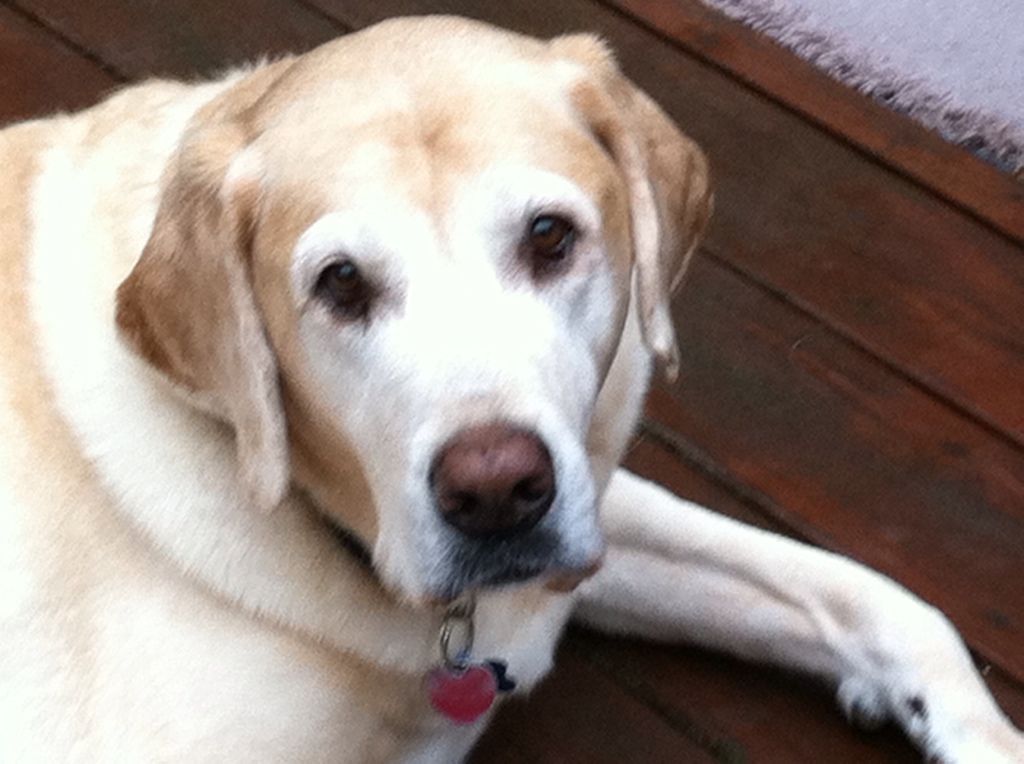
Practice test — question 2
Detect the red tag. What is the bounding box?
[426,664,498,724]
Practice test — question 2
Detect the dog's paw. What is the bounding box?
[835,673,1024,763]
[825,593,1024,763]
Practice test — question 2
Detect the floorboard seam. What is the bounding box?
[638,418,821,547]
[569,640,747,762]
[701,248,1024,455]
[2,0,128,83]
[290,0,355,33]
[289,1,361,32]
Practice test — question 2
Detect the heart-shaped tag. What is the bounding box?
[425,664,498,725]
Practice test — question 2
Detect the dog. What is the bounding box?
[0,15,1020,762]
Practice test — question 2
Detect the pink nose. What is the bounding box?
[430,423,555,538]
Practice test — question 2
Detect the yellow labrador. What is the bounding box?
[1,15,1020,762]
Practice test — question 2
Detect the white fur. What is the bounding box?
[291,165,612,600]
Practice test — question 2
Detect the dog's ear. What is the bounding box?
[115,118,288,512]
[552,35,714,380]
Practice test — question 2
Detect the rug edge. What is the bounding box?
[700,0,1024,177]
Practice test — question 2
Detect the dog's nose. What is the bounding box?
[430,423,555,537]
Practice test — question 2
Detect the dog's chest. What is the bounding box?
[133,586,570,761]
[60,572,488,761]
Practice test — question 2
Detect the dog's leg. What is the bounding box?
[575,468,1024,762]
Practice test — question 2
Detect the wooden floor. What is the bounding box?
[3,0,1022,760]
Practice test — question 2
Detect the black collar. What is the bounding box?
[326,517,375,571]
[300,486,376,572]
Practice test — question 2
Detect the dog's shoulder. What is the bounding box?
[0,72,241,557]
[0,72,251,758]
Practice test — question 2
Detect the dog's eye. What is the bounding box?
[314,259,373,319]
[525,215,576,274]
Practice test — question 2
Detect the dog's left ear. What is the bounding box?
[115,117,288,512]
[552,35,714,380]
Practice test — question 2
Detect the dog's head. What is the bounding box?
[115,17,711,604]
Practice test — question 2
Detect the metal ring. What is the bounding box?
[439,594,476,669]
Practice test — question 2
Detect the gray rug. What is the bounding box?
[701,0,1024,177]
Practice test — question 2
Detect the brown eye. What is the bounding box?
[526,214,576,273]
[314,259,373,318]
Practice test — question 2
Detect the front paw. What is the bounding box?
[835,674,1024,763]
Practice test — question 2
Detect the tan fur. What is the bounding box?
[115,70,295,513]
[554,34,713,379]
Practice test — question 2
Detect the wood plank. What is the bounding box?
[11,0,347,79]
[604,0,1024,245]
[309,0,1024,448]
[0,5,116,124]
[646,255,1024,683]
[473,645,714,763]
[574,631,917,763]
[628,431,791,536]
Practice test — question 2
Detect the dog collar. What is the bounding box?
[325,516,375,570]
[325,515,516,722]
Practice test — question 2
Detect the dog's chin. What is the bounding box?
[425,527,603,604]
[426,566,551,605]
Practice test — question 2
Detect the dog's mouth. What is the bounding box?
[323,512,555,595]
[438,548,554,602]
[430,524,603,602]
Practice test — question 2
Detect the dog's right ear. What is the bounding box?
[115,116,288,512]
[551,35,713,382]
